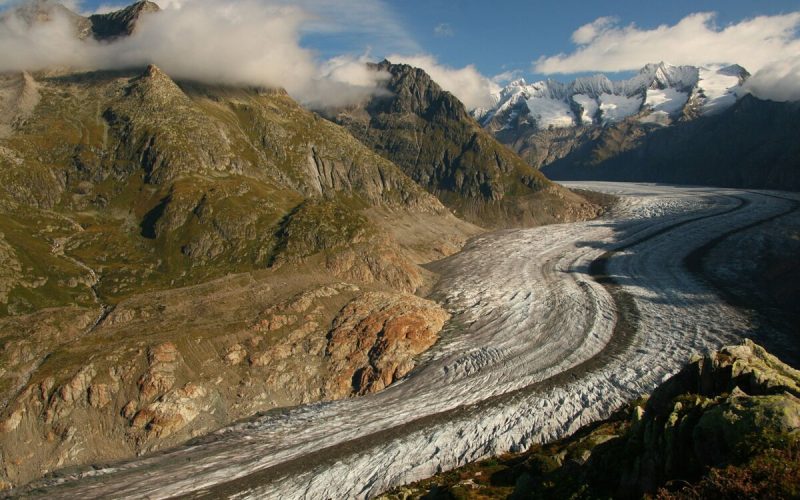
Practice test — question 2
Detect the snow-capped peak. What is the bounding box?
[476,62,748,131]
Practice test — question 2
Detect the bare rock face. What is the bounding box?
[325,292,450,397]
[130,382,212,445]
[0,276,456,488]
[138,342,182,401]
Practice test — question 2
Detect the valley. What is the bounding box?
[15,182,800,499]
[1,2,799,497]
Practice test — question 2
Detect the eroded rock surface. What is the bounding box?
[0,280,451,488]
[325,292,450,397]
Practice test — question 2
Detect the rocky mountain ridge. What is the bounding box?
[329,60,599,228]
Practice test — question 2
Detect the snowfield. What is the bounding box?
[25,183,800,499]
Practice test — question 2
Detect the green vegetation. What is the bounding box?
[0,67,443,316]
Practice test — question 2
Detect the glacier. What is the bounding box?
[21,183,800,499]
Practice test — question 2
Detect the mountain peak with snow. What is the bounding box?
[477,62,748,132]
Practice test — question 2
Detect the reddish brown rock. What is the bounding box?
[138,342,182,401]
[325,292,450,398]
[88,384,112,409]
[223,344,247,366]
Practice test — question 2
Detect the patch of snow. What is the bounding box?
[598,93,642,123]
[697,65,742,115]
[526,97,575,128]
[645,88,688,114]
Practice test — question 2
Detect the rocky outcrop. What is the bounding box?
[0,278,452,488]
[325,292,450,397]
[381,341,800,499]
[0,72,39,140]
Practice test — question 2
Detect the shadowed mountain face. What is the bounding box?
[541,96,800,191]
[329,60,598,228]
[88,0,160,40]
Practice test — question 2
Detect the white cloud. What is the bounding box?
[535,12,800,75]
[570,16,616,45]
[491,69,522,84]
[744,56,800,102]
[534,12,800,102]
[304,53,391,108]
[433,22,453,37]
[386,54,498,109]
[0,0,394,107]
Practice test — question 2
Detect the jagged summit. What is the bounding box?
[366,59,470,121]
[89,0,160,40]
[6,0,160,41]
[141,63,172,81]
[478,62,748,132]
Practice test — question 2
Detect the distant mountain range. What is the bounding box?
[473,62,799,191]
[476,62,749,131]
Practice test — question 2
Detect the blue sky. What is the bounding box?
[3,0,799,105]
[390,0,800,81]
[47,0,800,84]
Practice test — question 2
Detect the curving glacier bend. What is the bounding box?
[22,183,800,499]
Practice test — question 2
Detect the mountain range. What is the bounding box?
[477,62,749,132]
[474,62,800,190]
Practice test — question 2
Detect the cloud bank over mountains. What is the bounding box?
[0,0,393,107]
[0,1,799,106]
[535,12,800,102]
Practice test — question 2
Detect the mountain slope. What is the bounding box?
[330,60,598,228]
[0,61,482,488]
[541,95,800,190]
